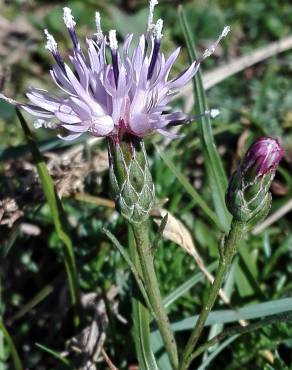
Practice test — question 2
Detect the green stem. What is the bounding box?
[179,219,245,370]
[132,221,179,370]
[128,227,158,370]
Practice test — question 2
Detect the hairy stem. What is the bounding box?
[179,219,245,370]
[132,221,179,370]
[128,227,158,370]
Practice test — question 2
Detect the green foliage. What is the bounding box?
[0,0,291,369]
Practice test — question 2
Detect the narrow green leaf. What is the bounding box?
[0,136,84,161]
[0,320,23,370]
[134,301,159,370]
[151,261,218,362]
[163,262,218,309]
[155,145,222,230]
[178,6,231,232]
[198,335,239,370]
[35,343,71,367]
[151,331,172,370]
[7,285,54,325]
[152,298,292,355]
[236,245,265,299]
[204,258,237,357]
[170,297,292,331]
[191,310,292,364]
[16,109,80,326]
[103,228,154,317]
[152,213,168,253]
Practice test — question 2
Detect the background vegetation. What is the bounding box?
[0,0,291,369]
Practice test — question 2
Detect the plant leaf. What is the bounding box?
[103,228,153,317]
[0,320,23,370]
[155,145,222,230]
[163,262,218,309]
[198,335,239,370]
[178,5,231,232]
[154,209,199,258]
[170,297,292,332]
[16,109,80,326]
[35,343,71,367]
[152,213,168,253]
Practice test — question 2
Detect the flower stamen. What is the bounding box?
[95,12,104,44]
[147,0,159,33]
[109,30,119,87]
[63,7,79,49]
[147,19,163,80]
[201,25,230,60]
[44,29,66,72]
[171,109,220,126]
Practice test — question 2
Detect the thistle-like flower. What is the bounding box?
[0,2,229,141]
[226,137,284,226]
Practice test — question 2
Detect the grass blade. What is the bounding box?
[35,343,71,367]
[103,228,154,317]
[7,285,54,325]
[191,310,292,363]
[178,6,231,232]
[170,297,292,331]
[151,261,218,361]
[0,320,23,370]
[198,335,239,370]
[16,109,80,326]
[155,145,222,230]
[163,262,218,309]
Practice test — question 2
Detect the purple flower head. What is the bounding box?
[242,137,284,177]
[0,2,230,141]
[226,136,284,224]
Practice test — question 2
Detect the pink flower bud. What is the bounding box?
[226,136,284,225]
[242,137,284,177]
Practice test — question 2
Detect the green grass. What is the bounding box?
[0,0,292,369]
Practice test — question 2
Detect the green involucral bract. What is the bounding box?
[226,165,273,227]
[108,135,155,224]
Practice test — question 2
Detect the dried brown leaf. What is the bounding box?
[154,209,201,261]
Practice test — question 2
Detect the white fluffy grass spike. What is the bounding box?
[202,25,231,59]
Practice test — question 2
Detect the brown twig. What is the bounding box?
[101,349,119,370]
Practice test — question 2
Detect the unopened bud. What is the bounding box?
[226,137,284,226]
[108,134,155,224]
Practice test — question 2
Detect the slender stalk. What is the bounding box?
[132,221,179,370]
[179,219,245,370]
[0,320,23,370]
[128,227,159,370]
